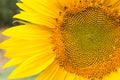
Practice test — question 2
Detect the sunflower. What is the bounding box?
[1,0,120,80]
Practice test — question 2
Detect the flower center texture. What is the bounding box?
[54,7,120,79]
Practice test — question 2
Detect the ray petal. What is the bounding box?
[0,38,53,58]
[2,24,52,40]
[103,68,120,80]
[73,75,80,80]
[8,50,55,79]
[52,67,67,80]
[14,12,56,28]
[3,56,29,68]
[20,0,62,18]
[36,61,59,80]
[65,72,75,80]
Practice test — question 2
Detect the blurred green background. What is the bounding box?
[0,0,19,27]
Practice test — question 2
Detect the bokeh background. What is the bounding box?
[0,0,19,27]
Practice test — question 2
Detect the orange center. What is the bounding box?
[54,7,120,79]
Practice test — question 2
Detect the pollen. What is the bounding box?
[54,6,120,80]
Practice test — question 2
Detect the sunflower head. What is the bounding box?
[1,0,120,80]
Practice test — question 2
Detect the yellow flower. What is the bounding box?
[1,0,120,80]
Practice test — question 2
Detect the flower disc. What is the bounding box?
[55,7,120,79]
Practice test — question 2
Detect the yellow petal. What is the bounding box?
[58,0,79,9]
[52,67,67,80]
[78,76,88,80]
[16,3,38,13]
[14,12,56,28]
[65,72,75,80]
[2,24,52,40]
[110,1,120,10]
[0,37,53,58]
[0,38,51,49]
[3,56,29,68]
[100,0,119,7]
[5,45,53,58]
[103,68,120,80]
[20,0,62,18]
[73,75,80,80]
[36,61,59,80]
[8,50,55,79]
[74,0,81,8]
[58,0,71,9]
